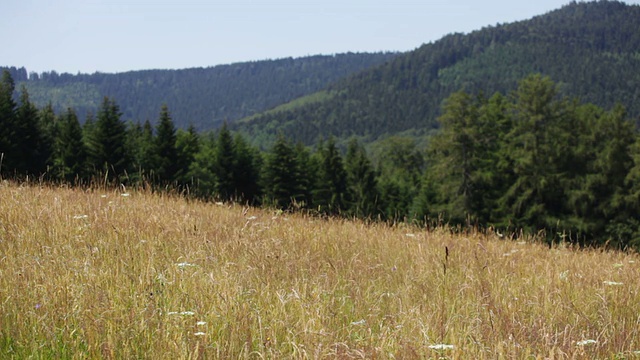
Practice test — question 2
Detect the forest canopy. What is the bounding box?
[2,70,640,250]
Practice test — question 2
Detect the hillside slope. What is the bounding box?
[2,52,397,130]
[1,183,639,358]
[233,1,640,147]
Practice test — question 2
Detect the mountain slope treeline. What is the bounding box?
[1,52,397,130]
[3,69,640,249]
[233,0,640,147]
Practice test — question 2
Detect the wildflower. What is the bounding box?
[576,339,597,346]
[73,215,89,220]
[405,233,416,238]
[603,281,623,286]
[246,216,258,220]
[196,321,207,326]
[428,344,454,350]
[559,270,569,281]
[100,194,107,198]
[167,311,195,316]
[194,332,206,336]
[35,303,42,309]
[176,262,197,268]
[350,319,366,326]
[121,193,130,197]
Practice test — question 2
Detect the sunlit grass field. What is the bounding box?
[1,182,639,359]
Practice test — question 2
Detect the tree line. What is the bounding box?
[2,70,640,250]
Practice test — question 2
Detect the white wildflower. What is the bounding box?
[246,216,258,220]
[350,319,366,326]
[576,339,597,346]
[73,215,89,220]
[196,321,207,326]
[100,194,107,198]
[604,281,623,286]
[194,332,206,336]
[503,249,519,257]
[167,311,195,316]
[176,262,197,268]
[405,233,416,238]
[428,344,454,350]
[121,193,130,197]
[559,270,569,281]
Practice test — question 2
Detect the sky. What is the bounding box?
[2,0,639,74]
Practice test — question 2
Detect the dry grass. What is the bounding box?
[1,182,639,359]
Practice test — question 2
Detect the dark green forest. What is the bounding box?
[233,1,640,148]
[0,52,397,130]
[3,70,640,249]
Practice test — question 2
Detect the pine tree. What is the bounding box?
[314,137,349,214]
[500,75,569,235]
[263,135,304,209]
[187,132,217,199]
[0,70,17,175]
[54,108,88,182]
[213,123,236,201]
[89,97,130,181]
[15,86,48,175]
[175,125,200,186]
[232,133,262,204]
[345,138,379,218]
[155,105,178,184]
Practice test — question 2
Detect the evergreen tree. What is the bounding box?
[213,123,236,200]
[187,132,217,199]
[0,70,17,175]
[15,86,48,175]
[345,138,379,218]
[263,135,304,209]
[89,97,130,181]
[175,125,200,186]
[54,108,87,182]
[39,103,58,174]
[293,142,317,208]
[232,133,262,204]
[314,137,349,214]
[499,75,569,235]
[155,105,178,184]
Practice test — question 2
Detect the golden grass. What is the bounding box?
[1,182,639,359]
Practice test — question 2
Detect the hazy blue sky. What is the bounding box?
[2,0,638,74]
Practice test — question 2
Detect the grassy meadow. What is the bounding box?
[1,182,640,359]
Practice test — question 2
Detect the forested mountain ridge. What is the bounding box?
[233,0,640,147]
[1,52,397,130]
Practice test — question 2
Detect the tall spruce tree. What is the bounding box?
[15,86,48,175]
[89,97,130,181]
[345,138,379,218]
[175,125,200,186]
[0,70,17,175]
[54,108,87,182]
[155,105,178,184]
[232,133,262,204]
[314,137,349,214]
[213,123,236,200]
[263,135,304,209]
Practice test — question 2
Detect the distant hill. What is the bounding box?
[232,1,640,147]
[1,52,398,130]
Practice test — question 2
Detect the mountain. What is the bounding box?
[232,1,640,147]
[1,52,397,130]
